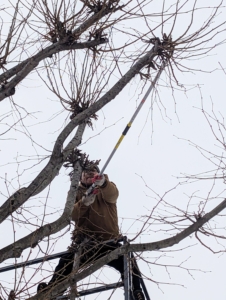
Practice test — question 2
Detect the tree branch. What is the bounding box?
[0,1,123,102]
[0,122,86,224]
[27,197,226,300]
[0,161,82,263]
[0,46,159,224]
[0,39,107,101]
[52,46,159,158]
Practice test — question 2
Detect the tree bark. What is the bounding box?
[0,122,86,224]
[0,40,107,101]
[0,160,82,263]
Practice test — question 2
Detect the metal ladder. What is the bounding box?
[55,250,150,300]
[0,237,150,300]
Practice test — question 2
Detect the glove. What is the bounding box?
[82,189,98,206]
[92,174,105,186]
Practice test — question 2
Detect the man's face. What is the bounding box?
[81,169,98,186]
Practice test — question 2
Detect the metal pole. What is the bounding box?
[0,237,124,273]
[56,282,124,299]
[123,236,130,300]
[100,64,165,175]
[0,251,69,273]
[86,63,165,196]
[128,252,133,299]
[131,252,151,300]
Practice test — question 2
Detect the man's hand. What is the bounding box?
[92,174,105,186]
[82,189,98,206]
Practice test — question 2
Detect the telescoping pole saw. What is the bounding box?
[0,62,165,276]
[86,61,166,196]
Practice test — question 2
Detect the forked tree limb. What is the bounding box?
[0,45,159,224]
[0,122,86,224]
[0,1,124,101]
[0,39,107,101]
[0,160,82,263]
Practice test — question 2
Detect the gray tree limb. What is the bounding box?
[0,2,123,102]
[0,45,159,261]
[27,197,226,300]
[0,46,159,224]
[0,161,82,263]
[0,39,107,101]
[52,46,159,159]
[0,122,86,224]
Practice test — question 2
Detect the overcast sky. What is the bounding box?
[1,1,226,299]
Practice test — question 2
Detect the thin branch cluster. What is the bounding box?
[64,149,100,179]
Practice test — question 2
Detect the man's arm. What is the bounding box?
[98,174,119,203]
[71,174,119,222]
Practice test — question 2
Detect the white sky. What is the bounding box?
[1,1,226,299]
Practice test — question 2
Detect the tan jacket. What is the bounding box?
[71,175,120,241]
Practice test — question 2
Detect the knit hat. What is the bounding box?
[83,163,100,173]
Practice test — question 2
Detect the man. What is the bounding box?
[37,164,145,300]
